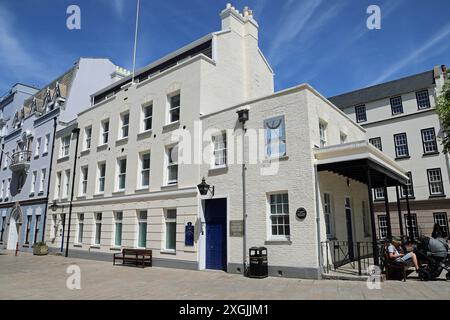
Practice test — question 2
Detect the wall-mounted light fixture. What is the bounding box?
[197,177,215,197]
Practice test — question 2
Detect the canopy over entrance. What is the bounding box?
[314,141,410,267]
[315,141,409,186]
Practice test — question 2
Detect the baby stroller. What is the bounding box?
[415,236,450,281]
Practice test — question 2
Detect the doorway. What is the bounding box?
[345,197,354,260]
[204,198,227,271]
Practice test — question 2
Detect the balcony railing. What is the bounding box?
[9,151,32,172]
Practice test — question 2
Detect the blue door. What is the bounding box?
[205,199,227,271]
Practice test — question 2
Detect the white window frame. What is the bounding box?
[120,111,129,139]
[139,152,151,189]
[416,90,431,110]
[137,210,148,249]
[163,209,177,252]
[369,137,382,151]
[142,103,153,132]
[35,138,41,157]
[166,145,178,185]
[427,168,444,196]
[374,187,385,201]
[116,158,127,191]
[84,126,92,150]
[167,92,180,124]
[378,215,388,239]
[433,212,449,238]
[319,121,327,148]
[113,211,123,247]
[30,171,37,194]
[267,192,290,241]
[355,105,367,123]
[80,166,88,196]
[55,172,62,200]
[390,96,403,115]
[394,133,409,158]
[63,169,70,198]
[61,135,70,158]
[212,132,227,168]
[97,162,106,194]
[43,134,50,154]
[421,128,438,154]
[323,193,334,239]
[77,213,84,244]
[404,213,419,240]
[39,168,46,193]
[100,119,109,145]
[93,212,102,246]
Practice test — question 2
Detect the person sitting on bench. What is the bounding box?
[388,240,419,272]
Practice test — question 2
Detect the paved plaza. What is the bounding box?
[0,251,448,300]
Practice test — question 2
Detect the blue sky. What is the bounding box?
[0,0,449,97]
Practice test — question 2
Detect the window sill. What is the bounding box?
[263,155,289,163]
[161,249,176,255]
[73,244,82,248]
[93,193,105,198]
[22,244,30,248]
[161,184,178,190]
[429,194,446,199]
[57,156,69,163]
[423,152,439,157]
[400,197,416,201]
[80,149,90,157]
[90,245,101,249]
[264,239,292,245]
[29,192,35,197]
[61,197,68,201]
[208,166,228,175]
[162,122,180,133]
[135,187,149,193]
[112,190,125,196]
[395,156,410,161]
[110,246,122,251]
[97,144,108,152]
[115,137,128,146]
[137,130,152,140]
[34,155,39,160]
[77,195,86,200]
[42,152,48,157]
[37,191,44,196]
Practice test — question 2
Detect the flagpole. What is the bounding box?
[132,0,140,84]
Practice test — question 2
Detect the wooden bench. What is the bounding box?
[382,244,413,281]
[113,249,152,268]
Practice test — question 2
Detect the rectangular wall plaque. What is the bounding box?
[230,220,244,237]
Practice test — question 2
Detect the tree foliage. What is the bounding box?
[437,74,450,153]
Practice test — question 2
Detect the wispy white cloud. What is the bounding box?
[370,22,450,85]
[111,0,126,19]
[267,0,324,65]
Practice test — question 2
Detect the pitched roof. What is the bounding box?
[328,70,436,109]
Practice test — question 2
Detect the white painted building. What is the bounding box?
[329,66,449,240]
[45,4,409,278]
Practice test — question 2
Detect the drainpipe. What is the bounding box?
[236,108,249,276]
[65,127,80,258]
[41,117,57,242]
[314,165,323,277]
[242,123,248,275]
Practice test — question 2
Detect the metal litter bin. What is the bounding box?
[248,247,268,278]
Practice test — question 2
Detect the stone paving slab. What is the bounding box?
[0,252,448,300]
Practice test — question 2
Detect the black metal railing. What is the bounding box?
[10,151,32,166]
[321,240,375,276]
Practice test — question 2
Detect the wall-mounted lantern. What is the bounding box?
[197,177,215,197]
[236,108,249,124]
